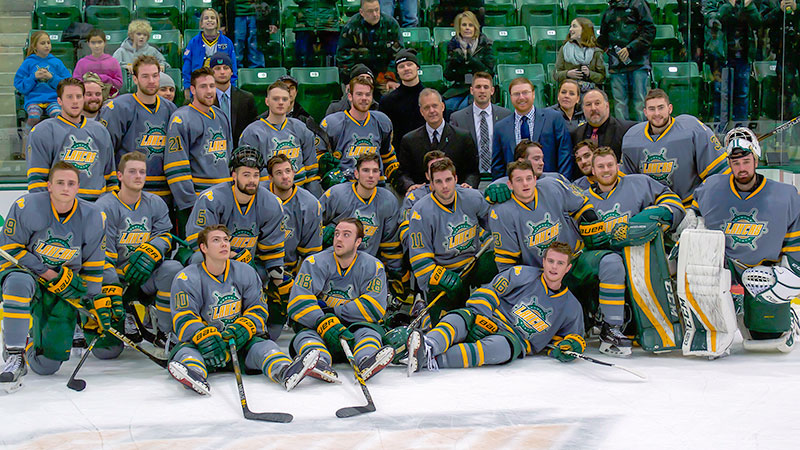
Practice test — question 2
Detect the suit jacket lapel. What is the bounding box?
[531,109,545,142]
[466,108,477,141]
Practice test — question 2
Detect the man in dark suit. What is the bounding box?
[570,88,635,160]
[396,88,480,193]
[491,77,573,180]
[209,52,257,148]
[449,72,512,176]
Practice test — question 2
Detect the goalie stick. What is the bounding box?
[547,345,647,380]
[228,339,293,423]
[335,338,376,418]
[758,114,800,142]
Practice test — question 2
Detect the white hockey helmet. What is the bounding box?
[724,127,761,158]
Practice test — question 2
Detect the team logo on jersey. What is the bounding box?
[61,137,98,175]
[599,204,629,233]
[323,285,352,307]
[34,231,79,265]
[281,213,294,240]
[724,208,768,249]
[525,213,561,255]
[354,210,378,244]
[639,148,678,184]
[119,218,151,255]
[204,128,228,162]
[230,225,257,252]
[210,287,242,326]
[138,121,167,155]
[511,301,552,338]
[271,136,302,171]
[346,134,378,159]
[444,215,477,252]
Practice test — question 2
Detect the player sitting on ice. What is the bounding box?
[168,225,319,395]
[484,139,570,204]
[407,242,585,373]
[288,218,395,383]
[677,127,800,358]
[0,162,106,393]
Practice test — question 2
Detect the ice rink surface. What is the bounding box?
[2,333,799,450]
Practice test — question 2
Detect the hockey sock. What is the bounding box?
[436,336,512,368]
[261,351,293,383]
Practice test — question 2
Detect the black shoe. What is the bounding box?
[279,349,320,391]
[599,323,632,357]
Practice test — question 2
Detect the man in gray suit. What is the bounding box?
[449,72,512,176]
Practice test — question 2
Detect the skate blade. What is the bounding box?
[310,367,341,384]
[406,332,421,377]
[168,362,210,395]
[1,379,23,394]
[284,350,320,392]
[599,342,632,358]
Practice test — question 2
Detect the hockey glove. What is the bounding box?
[315,313,354,349]
[609,221,661,250]
[485,183,512,204]
[467,312,499,342]
[321,169,347,191]
[125,242,163,285]
[174,246,195,266]
[547,334,586,362]
[429,265,464,299]
[192,326,228,369]
[322,223,336,248]
[102,284,125,320]
[47,266,88,300]
[630,206,673,227]
[84,293,113,331]
[579,220,610,249]
[383,325,411,363]
[387,269,409,302]
[318,152,340,178]
[221,317,257,348]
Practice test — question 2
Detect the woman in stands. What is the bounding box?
[14,31,72,132]
[549,79,584,130]
[113,20,168,74]
[554,17,605,94]
[182,8,237,102]
[73,28,123,97]
[442,11,495,115]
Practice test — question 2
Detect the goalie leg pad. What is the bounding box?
[677,229,737,357]
[624,231,683,352]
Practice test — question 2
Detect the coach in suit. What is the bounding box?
[396,88,480,193]
[209,52,257,148]
[570,88,635,160]
[449,72,512,175]
[491,77,573,180]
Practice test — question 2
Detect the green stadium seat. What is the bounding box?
[135,0,182,30]
[400,27,433,65]
[752,61,779,120]
[483,0,517,26]
[482,26,531,65]
[85,0,133,32]
[33,0,82,31]
[496,63,548,108]
[518,0,562,28]
[239,67,288,114]
[651,25,681,63]
[184,0,215,30]
[564,0,608,27]
[289,67,341,122]
[164,68,183,104]
[148,29,182,69]
[652,62,701,117]
[102,29,127,56]
[340,0,360,16]
[281,0,299,30]
[418,64,446,93]
[183,29,201,49]
[433,26,456,65]
[529,26,569,68]
[658,0,679,29]
[30,30,75,70]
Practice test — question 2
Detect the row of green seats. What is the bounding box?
[33,0,215,31]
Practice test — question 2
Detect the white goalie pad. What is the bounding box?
[677,229,738,357]
[672,208,705,243]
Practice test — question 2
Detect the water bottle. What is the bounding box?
[613,45,631,65]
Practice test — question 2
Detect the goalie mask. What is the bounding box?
[724,127,761,159]
[229,145,265,171]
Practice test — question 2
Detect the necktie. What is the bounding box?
[220,92,230,120]
[432,129,439,148]
[590,127,599,143]
[520,115,530,140]
[479,111,490,173]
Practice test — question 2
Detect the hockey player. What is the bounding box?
[97,55,177,201]
[27,78,117,201]
[95,152,184,349]
[621,89,729,206]
[680,127,800,355]
[572,139,598,190]
[484,139,570,204]
[398,151,447,253]
[318,77,400,189]
[168,225,319,395]
[408,159,496,324]
[0,162,107,391]
[164,67,233,231]
[185,146,290,340]
[239,81,321,197]
[287,218,394,382]
[407,242,585,373]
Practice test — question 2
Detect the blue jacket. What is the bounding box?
[491,107,574,180]
[182,33,237,89]
[14,54,72,109]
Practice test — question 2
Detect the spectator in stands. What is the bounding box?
[380,0,418,27]
[326,64,379,116]
[443,11,495,116]
[449,72,512,175]
[295,0,340,67]
[80,73,105,120]
[432,0,484,27]
[209,52,256,148]
[276,75,312,122]
[158,71,176,104]
[336,0,402,86]
[182,8,237,101]
[706,0,763,124]
[764,0,800,118]
[570,89,634,160]
[113,20,168,74]
[379,49,426,151]
[14,31,71,130]
[73,28,123,97]
[598,0,655,121]
[232,0,277,68]
[554,18,606,94]
[492,78,573,180]
[549,79,585,130]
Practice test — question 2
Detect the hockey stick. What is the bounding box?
[335,338,376,418]
[66,334,100,391]
[0,248,168,369]
[551,346,647,380]
[757,114,800,141]
[227,339,293,423]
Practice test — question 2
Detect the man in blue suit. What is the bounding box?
[491,78,573,180]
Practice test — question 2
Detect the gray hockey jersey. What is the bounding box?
[164,104,233,210]
[267,183,323,274]
[399,184,431,252]
[319,110,400,181]
[27,116,117,201]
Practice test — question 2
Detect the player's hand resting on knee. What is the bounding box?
[192,326,229,368]
[85,293,113,331]
[47,266,88,300]
[547,334,586,362]
[316,313,354,349]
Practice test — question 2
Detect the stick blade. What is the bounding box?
[67,379,87,392]
[335,404,376,418]
[617,365,648,380]
[244,411,293,423]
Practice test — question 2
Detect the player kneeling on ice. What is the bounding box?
[0,162,106,393]
[168,225,319,395]
[678,128,800,358]
[408,242,586,373]
[288,218,395,384]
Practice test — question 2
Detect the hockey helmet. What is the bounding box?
[229,145,265,171]
[724,127,761,159]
